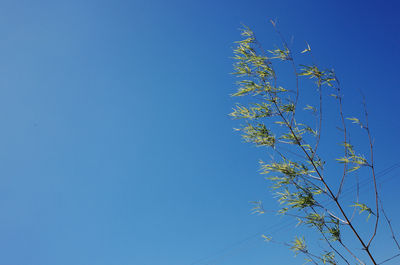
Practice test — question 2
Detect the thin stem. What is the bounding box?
[335,78,349,199]
[350,175,360,222]
[339,240,366,265]
[380,197,400,250]
[378,253,400,265]
[362,97,379,248]
[311,80,322,162]
[270,22,299,128]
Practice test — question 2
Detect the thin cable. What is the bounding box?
[189,162,400,265]
[190,219,292,265]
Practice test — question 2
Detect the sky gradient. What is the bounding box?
[0,1,400,265]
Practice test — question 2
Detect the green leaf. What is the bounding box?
[351,203,375,220]
[304,105,316,112]
[301,42,311,54]
[261,234,272,242]
[346,117,360,124]
[250,201,265,214]
[336,157,350,163]
[290,236,307,255]
[347,166,361,173]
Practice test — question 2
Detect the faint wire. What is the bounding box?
[189,162,400,265]
[190,218,292,265]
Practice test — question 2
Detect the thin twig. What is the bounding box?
[270,21,299,129]
[361,96,380,248]
[335,77,349,199]
[339,240,366,265]
[350,175,360,222]
[378,253,400,265]
[379,197,400,250]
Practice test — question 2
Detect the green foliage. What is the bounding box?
[230,102,273,119]
[269,47,291,60]
[351,203,375,220]
[262,234,272,242]
[250,200,265,215]
[321,252,337,265]
[304,213,325,230]
[291,236,307,256]
[230,23,387,265]
[237,123,275,147]
[326,218,341,242]
[336,142,368,172]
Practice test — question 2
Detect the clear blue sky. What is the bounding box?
[0,1,399,265]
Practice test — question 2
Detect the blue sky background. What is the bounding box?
[0,1,400,264]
